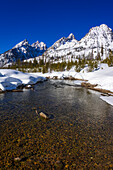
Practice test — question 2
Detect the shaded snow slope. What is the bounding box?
[0,69,46,91]
[0,40,47,67]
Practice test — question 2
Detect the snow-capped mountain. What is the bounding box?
[48,33,77,50]
[43,24,113,62]
[0,39,47,67]
[0,24,113,67]
[32,41,47,51]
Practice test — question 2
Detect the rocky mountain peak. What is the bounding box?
[43,24,113,61]
[13,39,29,49]
[0,39,47,67]
[87,24,112,36]
[32,41,40,47]
[79,24,113,47]
[39,42,47,50]
[49,37,66,50]
[99,24,111,30]
[32,41,47,51]
[67,33,75,40]
[0,24,113,68]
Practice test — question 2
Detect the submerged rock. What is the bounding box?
[39,112,49,119]
[25,84,34,90]
[35,110,54,120]
[14,157,22,161]
[53,76,58,80]
[54,160,64,169]
[25,84,32,89]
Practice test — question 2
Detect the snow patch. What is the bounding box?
[0,69,46,91]
[100,96,113,106]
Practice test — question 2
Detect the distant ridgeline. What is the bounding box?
[0,24,113,72]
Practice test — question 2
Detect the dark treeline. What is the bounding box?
[6,51,113,73]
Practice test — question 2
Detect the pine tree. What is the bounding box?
[88,60,94,72]
[33,58,38,67]
[97,52,101,60]
[94,61,98,69]
[29,60,33,69]
[17,58,21,68]
[42,66,46,74]
[101,45,104,56]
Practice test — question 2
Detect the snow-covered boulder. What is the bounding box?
[0,69,46,91]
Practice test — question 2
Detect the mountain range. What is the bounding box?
[0,24,113,67]
[43,24,113,63]
[0,40,47,67]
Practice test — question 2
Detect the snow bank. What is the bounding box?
[0,69,46,91]
[0,64,113,106]
[100,96,113,106]
[31,64,113,92]
[31,64,113,106]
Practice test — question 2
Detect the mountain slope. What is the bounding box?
[43,24,113,62]
[0,24,113,67]
[0,39,47,67]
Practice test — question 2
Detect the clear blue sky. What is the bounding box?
[0,0,113,54]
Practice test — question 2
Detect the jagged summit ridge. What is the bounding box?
[44,24,113,61]
[67,33,76,40]
[0,39,47,67]
[0,24,113,67]
[32,41,47,50]
[48,33,77,51]
[13,39,29,49]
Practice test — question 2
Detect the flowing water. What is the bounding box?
[0,80,113,169]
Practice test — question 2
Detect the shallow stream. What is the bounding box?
[0,80,113,169]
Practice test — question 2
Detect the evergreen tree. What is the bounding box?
[96,52,101,60]
[29,60,33,69]
[39,59,44,66]
[88,60,94,72]
[17,58,21,68]
[33,58,38,67]
[42,66,46,74]
[94,61,98,69]
[101,45,104,56]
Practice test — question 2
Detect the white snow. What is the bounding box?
[0,64,113,106]
[0,39,47,68]
[100,96,113,106]
[43,24,113,61]
[30,64,113,92]
[32,41,47,50]
[14,39,29,49]
[1,24,113,68]
[0,69,46,91]
[30,64,113,106]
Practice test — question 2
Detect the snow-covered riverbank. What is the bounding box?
[0,69,46,91]
[0,64,113,106]
[31,64,113,92]
[31,64,113,106]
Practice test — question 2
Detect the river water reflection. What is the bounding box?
[0,80,113,169]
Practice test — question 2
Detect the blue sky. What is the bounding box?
[0,0,113,53]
